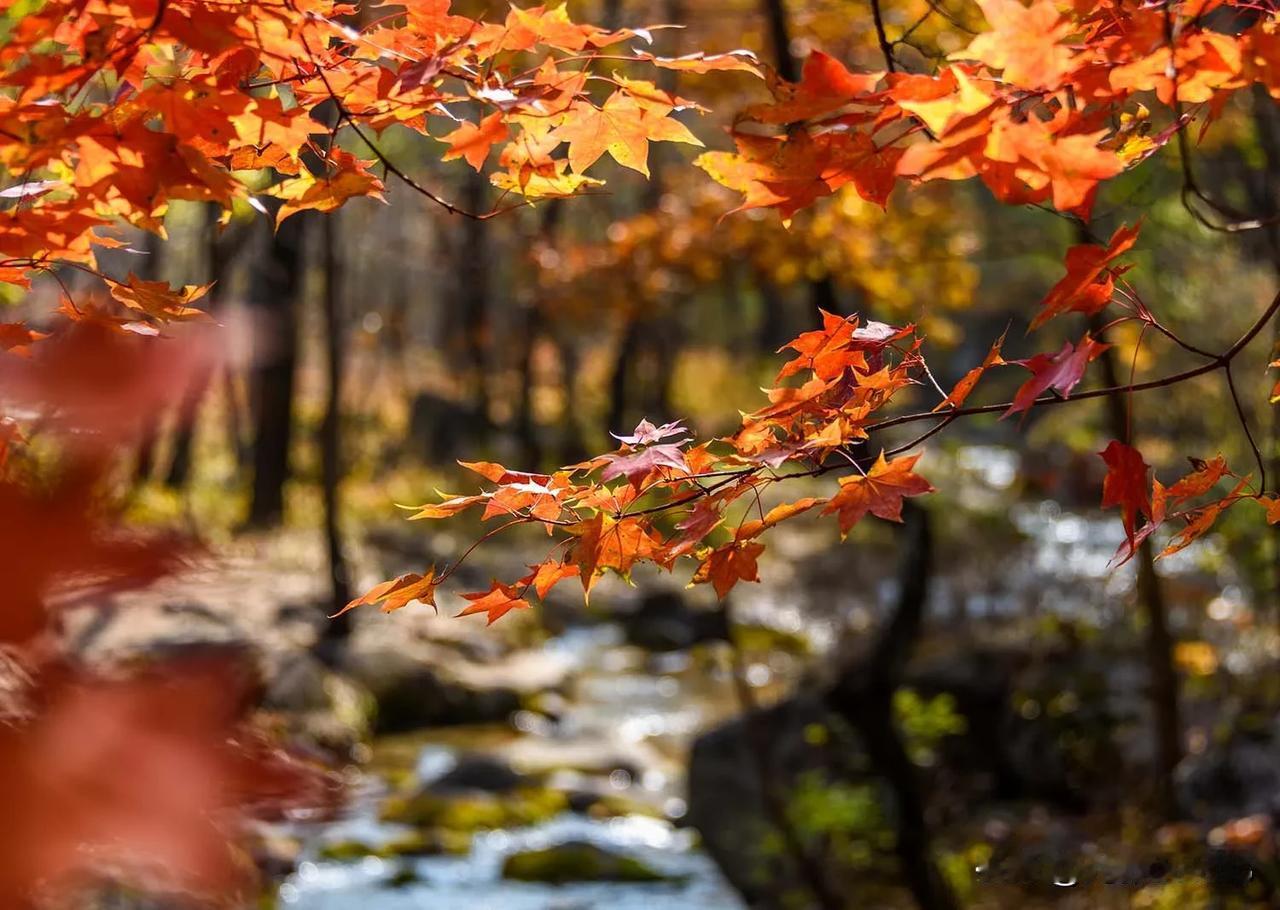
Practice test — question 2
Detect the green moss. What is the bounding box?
[387,867,422,888]
[316,829,463,862]
[317,839,376,862]
[379,786,567,832]
[583,793,664,820]
[732,623,811,656]
[501,841,672,884]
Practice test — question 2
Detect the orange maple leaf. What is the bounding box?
[551,93,702,177]
[457,581,530,624]
[693,540,766,598]
[1032,222,1141,329]
[337,570,438,617]
[822,452,934,536]
[440,112,510,171]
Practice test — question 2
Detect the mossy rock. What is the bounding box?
[732,623,810,656]
[582,792,665,820]
[501,841,673,884]
[317,830,461,862]
[387,867,422,888]
[379,786,567,832]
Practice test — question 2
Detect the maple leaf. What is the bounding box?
[0,321,216,447]
[1257,495,1280,526]
[569,514,663,595]
[0,655,335,901]
[776,310,862,381]
[1158,480,1250,559]
[109,274,212,322]
[274,163,386,225]
[612,418,689,445]
[643,50,762,75]
[601,444,689,487]
[405,493,487,520]
[699,130,903,222]
[0,323,48,357]
[1032,222,1141,329]
[822,452,934,536]
[551,93,701,177]
[1166,455,1229,501]
[440,112,509,171]
[666,499,725,557]
[892,68,997,138]
[934,330,1006,411]
[337,569,438,616]
[960,0,1075,89]
[1099,440,1151,545]
[457,581,530,624]
[744,51,881,125]
[693,540,766,598]
[520,560,578,599]
[736,497,826,540]
[1003,335,1109,419]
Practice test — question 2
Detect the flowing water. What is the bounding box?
[272,445,1255,909]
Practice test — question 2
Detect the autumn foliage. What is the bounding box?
[4,0,1280,902]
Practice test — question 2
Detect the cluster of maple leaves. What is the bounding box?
[699,0,1280,221]
[343,1,1280,622]
[3,0,1280,898]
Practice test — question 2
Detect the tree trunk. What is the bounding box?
[1087,305,1181,817]
[605,310,642,438]
[318,211,353,647]
[759,0,841,331]
[760,0,798,81]
[460,170,492,427]
[1249,86,1280,622]
[245,215,304,529]
[166,203,236,490]
[827,504,959,910]
[132,230,162,485]
[517,202,562,468]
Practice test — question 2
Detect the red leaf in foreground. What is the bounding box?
[0,654,336,903]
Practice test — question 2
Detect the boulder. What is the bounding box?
[618,589,728,652]
[501,841,671,884]
[427,753,528,794]
[344,645,571,733]
[379,785,566,831]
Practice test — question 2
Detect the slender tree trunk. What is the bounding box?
[132,230,162,485]
[1088,305,1181,817]
[760,0,798,81]
[318,212,352,646]
[166,203,234,490]
[557,337,588,464]
[828,504,959,910]
[605,310,642,437]
[1249,86,1280,621]
[759,0,841,329]
[517,203,562,468]
[460,170,492,427]
[245,215,304,529]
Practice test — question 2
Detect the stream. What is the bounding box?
[278,625,749,909]
[269,446,1254,909]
